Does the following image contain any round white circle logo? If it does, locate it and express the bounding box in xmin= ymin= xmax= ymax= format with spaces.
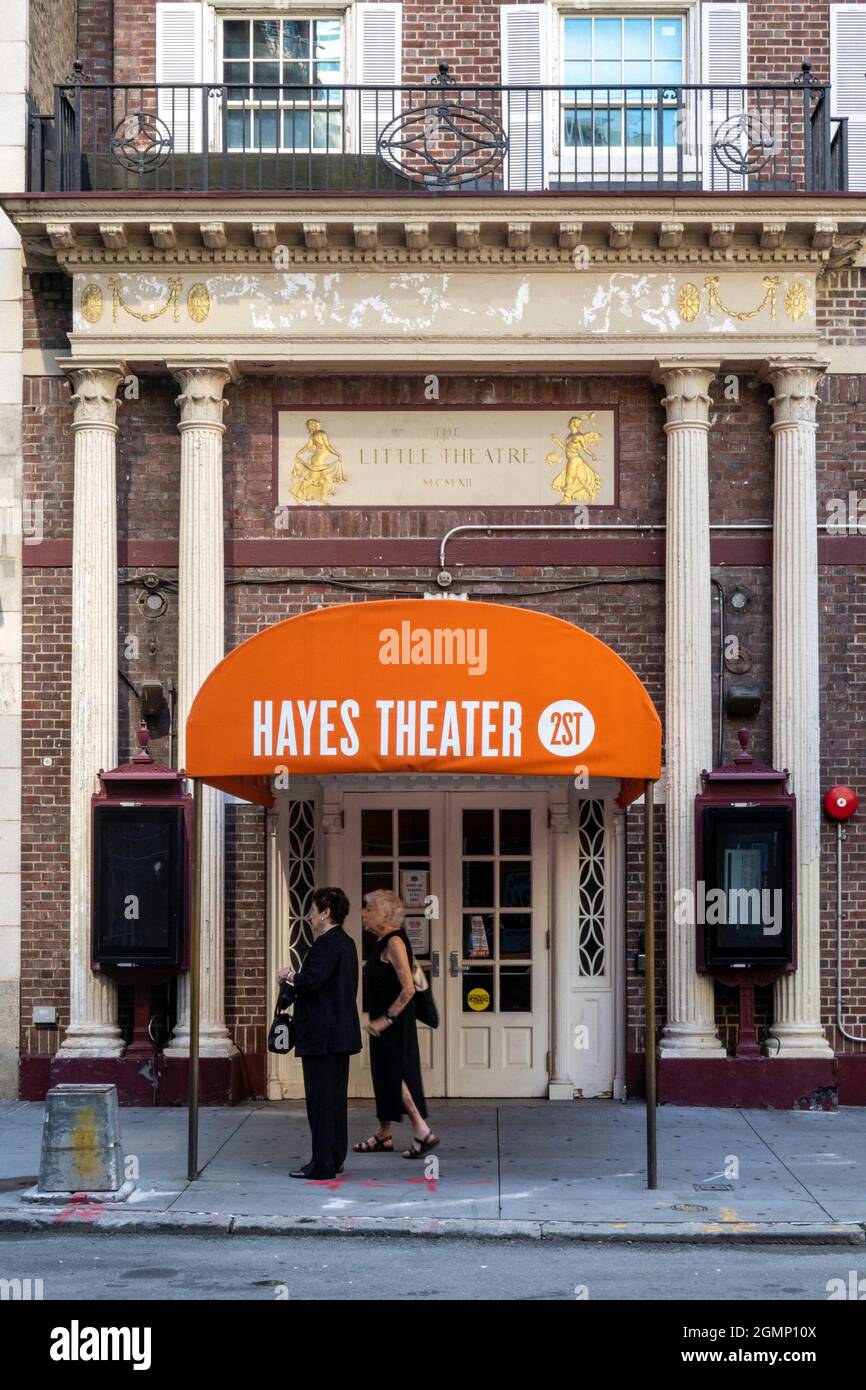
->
xmin=537 ymin=700 xmax=596 ymax=758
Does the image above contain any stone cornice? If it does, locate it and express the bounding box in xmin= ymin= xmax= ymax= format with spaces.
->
xmin=53 ymin=244 xmax=836 ymax=271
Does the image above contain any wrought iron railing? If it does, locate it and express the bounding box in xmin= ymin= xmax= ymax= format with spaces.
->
xmin=31 ymin=62 xmax=844 ymax=195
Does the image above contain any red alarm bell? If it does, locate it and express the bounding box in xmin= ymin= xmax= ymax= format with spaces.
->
xmin=823 ymin=786 xmax=859 ymax=821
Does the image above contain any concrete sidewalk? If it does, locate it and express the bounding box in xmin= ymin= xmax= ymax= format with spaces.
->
xmin=0 ymin=1098 xmax=864 ymax=1244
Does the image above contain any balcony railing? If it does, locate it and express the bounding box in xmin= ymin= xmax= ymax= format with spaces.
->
xmin=28 ymin=64 xmax=846 ymax=195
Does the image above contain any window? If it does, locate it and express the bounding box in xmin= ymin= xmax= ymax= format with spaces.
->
xmin=561 ymin=14 xmax=685 ymax=150
xmin=222 ymin=16 xmax=344 ymax=152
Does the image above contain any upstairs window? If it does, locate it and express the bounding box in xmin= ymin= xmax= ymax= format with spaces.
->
xmin=561 ymin=14 xmax=685 ymax=150
xmin=221 ymin=16 xmax=345 ymax=152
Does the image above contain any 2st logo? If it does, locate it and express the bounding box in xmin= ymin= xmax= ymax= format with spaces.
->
xmin=537 ymin=700 xmax=596 ymax=758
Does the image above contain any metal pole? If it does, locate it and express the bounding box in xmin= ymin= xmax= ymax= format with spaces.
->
xmin=644 ymin=777 xmax=657 ymax=1189
xmin=187 ymin=777 xmax=202 ymax=1182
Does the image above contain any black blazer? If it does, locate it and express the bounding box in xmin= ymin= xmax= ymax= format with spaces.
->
xmin=292 ymin=926 xmax=362 ymax=1057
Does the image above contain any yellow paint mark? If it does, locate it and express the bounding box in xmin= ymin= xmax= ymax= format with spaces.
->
xmin=70 ymin=1106 xmax=102 ymax=1184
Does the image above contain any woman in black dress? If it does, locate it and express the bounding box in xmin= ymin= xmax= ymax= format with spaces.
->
xmin=353 ymin=889 xmax=440 ymax=1160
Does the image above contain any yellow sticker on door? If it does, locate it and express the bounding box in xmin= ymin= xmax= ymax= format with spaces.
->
xmin=467 ymin=987 xmax=491 ymax=1012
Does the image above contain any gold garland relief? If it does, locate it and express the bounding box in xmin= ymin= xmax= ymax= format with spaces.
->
xmin=108 ymin=276 xmax=183 ymax=324
xmin=676 ymin=276 xmax=809 ymax=325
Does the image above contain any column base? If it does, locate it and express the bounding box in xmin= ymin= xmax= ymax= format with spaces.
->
xmin=548 ymin=1081 xmax=574 ymax=1100
xmin=164 ymin=1024 xmax=239 ymax=1060
xmin=764 ymin=1025 xmax=835 ymax=1060
xmin=57 ymin=1024 xmax=125 ymax=1059
xmin=659 ymin=1023 xmax=726 ymax=1058
xmin=627 ymin=1054 xmax=839 ymax=1108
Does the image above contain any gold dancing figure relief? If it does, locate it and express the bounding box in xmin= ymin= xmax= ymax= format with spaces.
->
xmin=547 ymin=414 xmax=603 ymax=504
xmin=290 ymin=418 xmax=347 ymax=503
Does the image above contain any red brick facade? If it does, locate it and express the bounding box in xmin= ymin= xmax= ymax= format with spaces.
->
xmin=17 ymin=0 xmax=866 ymax=1106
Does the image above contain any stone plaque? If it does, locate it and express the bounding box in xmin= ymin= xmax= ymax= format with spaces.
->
xmin=275 ymin=408 xmax=617 ymax=507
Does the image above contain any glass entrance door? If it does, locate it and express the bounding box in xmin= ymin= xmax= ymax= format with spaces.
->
xmin=445 ymin=794 xmax=550 ymax=1097
xmin=344 ymin=790 xmax=549 ymax=1099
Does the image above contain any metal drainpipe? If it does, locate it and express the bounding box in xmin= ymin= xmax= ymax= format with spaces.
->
xmin=835 ymin=821 xmax=866 ymax=1044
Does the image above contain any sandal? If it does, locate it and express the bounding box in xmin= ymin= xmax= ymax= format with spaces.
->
xmin=403 ymin=1132 xmax=440 ymax=1160
xmin=353 ymin=1133 xmax=393 ymax=1153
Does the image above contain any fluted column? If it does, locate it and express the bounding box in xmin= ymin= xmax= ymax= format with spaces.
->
xmin=548 ymin=793 xmax=573 ymax=1099
xmin=653 ymin=360 xmax=724 ymax=1056
xmin=59 ymin=364 xmax=127 ymax=1057
xmin=761 ymin=358 xmax=833 ymax=1058
xmin=165 ymin=364 xmax=237 ymax=1058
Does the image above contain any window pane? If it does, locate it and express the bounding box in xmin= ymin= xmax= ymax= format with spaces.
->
xmin=500 ymin=861 xmax=531 ymax=908
xmin=253 ymin=61 xmax=279 ymax=85
xmin=226 ymin=109 xmax=248 ymax=148
xmin=595 ymin=61 xmax=622 ymax=86
xmin=500 ymin=967 xmax=531 ymax=1013
xmin=463 ymin=913 xmax=494 ymax=959
xmin=564 ymin=109 xmax=592 ymax=146
xmin=654 ymin=60 xmax=683 ymax=86
xmin=594 ymin=109 xmax=622 ymax=145
xmin=224 ymin=63 xmax=249 ymax=102
xmin=315 ymin=18 xmax=342 ymax=59
xmin=253 ymin=108 xmax=279 ymax=146
xmin=595 ymin=18 xmax=622 ymax=59
xmin=361 ymin=808 xmax=392 ymax=856
xmin=563 ymin=17 xmax=591 ymax=59
xmin=223 ymin=20 xmax=249 ymax=60
xmin=463 ymin=808 xmax=493 ymax=855
xmin=626 ymin=107 xmax=652 ymax=146
xmin=499 ymin=808 xmax=531 ymax=855
xmin=398 ymin=809 xmax=429 ymax=856
xmin=624 ymin=60 xmax=652 ymax=86
xmin=500 ymin=912 xmax=532 ymax=958
xmin=624 ymin=17 xmax=652 ymax=59
xmin=463 ymin=860 xmax=494 ymax=908
xmin=654 ymin=18 xmax=683 ymax=59
xmin=320 ymin=113 xmax=343 ymax=148
xmin=283 ymin=60 xmax=309 ymax=86
xmin=315 ymin=60 xmax=341 ymax=87
xmin=283 ymin=20 xmax=311 ymax=59
xmin=563 ymin=60 xmax=592 ymax=86
xmin=283 ymin=108 xmax=311 ymax=147
xmin=362 ymin=862 xmax=393 ymax=897
xmin=463 ymin=967 xmax=494 ymax=1013
xmin=662 ymin=107 xmax=678 ymax=146
xmin=253 ymin=19 xmax=279 ymax=59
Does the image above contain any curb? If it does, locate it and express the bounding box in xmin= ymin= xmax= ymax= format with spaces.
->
xmin=0 ymin=1207 xmax=863 ymax=1245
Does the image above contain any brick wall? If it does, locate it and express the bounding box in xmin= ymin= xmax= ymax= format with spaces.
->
xmin=103 ymin=1 xmax=854 ymax=89
xmin=28 ymin=0 xmax=77 ymax=112
xmin=78 ymin=0 xmax=115 ymax=86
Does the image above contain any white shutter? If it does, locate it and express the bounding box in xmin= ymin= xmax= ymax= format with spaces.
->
xmin=501 ymin=4 xmax=547 ymax=191
xmin=354 ymin=2 xmax=402 ymax=157
xmin=701 ymin=3 xmax=748 ymax=191
xmin=831 ymin=4 xmax=866 ymax=190
xmin=156 ymin=2 xmax=203 ymax=154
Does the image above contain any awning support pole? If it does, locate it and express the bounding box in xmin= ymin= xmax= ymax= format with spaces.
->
xmin=644 ymin=777 xmax=657 ymax=1189
xmin=187 ymin=776 xmax=202 ymax=1182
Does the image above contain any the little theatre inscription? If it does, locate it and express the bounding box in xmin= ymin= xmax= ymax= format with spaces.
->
xmin=276 ymin=409 xmax=617 ymax=508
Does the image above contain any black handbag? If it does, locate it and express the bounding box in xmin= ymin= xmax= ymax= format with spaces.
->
xmin=411 ymin=961 xmax=439 ymax=1030
xmin=267 ymin=979 xmax=297 ymax=1054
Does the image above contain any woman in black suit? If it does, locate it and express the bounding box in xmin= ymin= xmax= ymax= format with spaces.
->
xmin=353 ymin=889 xmax=439 ymax=1160
xmin=278 ymin=886 xmax=361 ymax=1179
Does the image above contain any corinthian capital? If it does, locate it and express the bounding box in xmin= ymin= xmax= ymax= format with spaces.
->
xmin=760 ymin=357 xmax=828 ymax=429
xmin=63 ymin=364 xmax=126 ymax=431
xmin=169 ymin=363 xmax=236 ymax=431
xmin=652 ymin=360 xmax=721 ymax=430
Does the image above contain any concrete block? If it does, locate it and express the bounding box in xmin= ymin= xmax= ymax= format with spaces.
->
xmin=38 ymin=1084 xmax=126 ymax=1193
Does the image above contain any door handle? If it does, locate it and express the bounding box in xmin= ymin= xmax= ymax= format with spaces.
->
xmin=449 ymin=951 xmax=470 ymax=977
xmin=431 ymin=952 xmax=440 ymax=979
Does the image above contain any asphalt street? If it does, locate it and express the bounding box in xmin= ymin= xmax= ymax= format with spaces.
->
xmin=1 ymin=1231 xmax=862 ymax=1301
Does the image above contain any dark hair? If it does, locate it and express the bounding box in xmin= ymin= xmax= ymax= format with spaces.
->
xmin=312 ymin=886 xmax=350 ymax=927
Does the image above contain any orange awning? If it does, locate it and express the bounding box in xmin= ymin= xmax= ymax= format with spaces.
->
xmin=185 ymin=599 xmax=661 ymax=805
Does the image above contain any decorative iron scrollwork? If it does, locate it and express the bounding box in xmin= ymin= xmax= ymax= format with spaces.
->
xmin=711 ymin=111 xmax=776 ymax=176
xmin=377 ymin=61 xmax=508 ymax=187
xmin=111 ymin=112 xmax=174 ymax=172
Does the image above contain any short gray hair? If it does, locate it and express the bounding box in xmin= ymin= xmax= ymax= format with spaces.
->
xmin=366 ymin=889 xmax=405 ymax=927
